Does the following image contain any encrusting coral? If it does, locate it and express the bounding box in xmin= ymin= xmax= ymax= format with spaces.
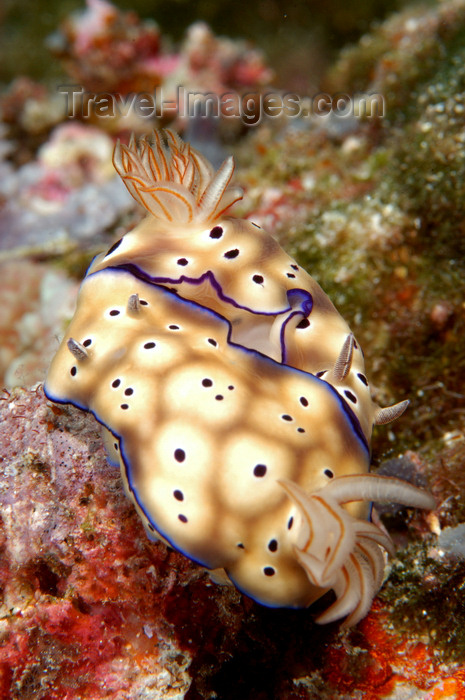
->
xmin=45 ymin=130 xmax=435 ymax=626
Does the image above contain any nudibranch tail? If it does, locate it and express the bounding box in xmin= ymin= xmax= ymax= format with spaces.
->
xmin=113 ymin=130 xmax=243 ymax=226
xmin=279 ymin=475 xmax=435 ymax=625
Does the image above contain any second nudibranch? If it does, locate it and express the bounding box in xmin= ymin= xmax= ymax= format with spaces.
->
xmin=45 ymin=130 xmax=435 ymax=626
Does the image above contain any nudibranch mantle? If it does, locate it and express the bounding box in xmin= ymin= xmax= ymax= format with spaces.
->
xmin=45 ymin=130 xmax=435 ymax=626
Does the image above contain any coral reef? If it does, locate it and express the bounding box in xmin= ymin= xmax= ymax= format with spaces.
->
xmin=52 ymin=0 xmax=272 ymax=96
xmin=48 ymin=0 xmax=273 ymax=134
xmin=0 ymin=122 xmax=134 ymax=256
xmin=49 ymin=0 xmax=168 ymax=94
xmin=1 ymin=0 xmax=465 ymax=695
xmin=0 ymin=387 xmax=463 ymax=699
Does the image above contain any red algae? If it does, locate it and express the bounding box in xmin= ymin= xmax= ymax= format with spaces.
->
xmin=0 ymin=390 xmax=462 ymax=699
xmin=0 ymin=386 xmax=194 ymax=698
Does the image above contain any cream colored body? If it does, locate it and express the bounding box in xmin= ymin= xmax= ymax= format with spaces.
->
xmin=90 ymin=216 xmax=375 ymax=440
xmin=46 ymin=268 xmax=370 ymax=608
xmin=45 ymin=131 xmax=434 ymax=624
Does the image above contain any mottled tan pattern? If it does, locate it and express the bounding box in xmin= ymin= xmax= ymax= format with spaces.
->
xmin=90 ymin=212 xmax=376 ymax=438
xmin=45 ymin=131 xmax=434 ymax=623
xmin=46 ymin=269 xmax=372 ymax=608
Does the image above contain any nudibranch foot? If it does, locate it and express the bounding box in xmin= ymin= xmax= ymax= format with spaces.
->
xmin=279 ymin=475 xmax=435 ymax=625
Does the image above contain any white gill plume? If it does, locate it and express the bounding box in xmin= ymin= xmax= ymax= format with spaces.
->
xmin=280 ymin=475 xmax=435 ymax=626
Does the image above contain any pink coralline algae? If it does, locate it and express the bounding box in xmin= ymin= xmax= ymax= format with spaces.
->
xmin=0 ymin=122 xmax=134 ymax=253
xmin=0 ymin=386 xmax=230 ymax=699
xmin=0 ymin=387 xmax=462 ymax=699
xmin=0 ymin=260 xmax=77 ymax=389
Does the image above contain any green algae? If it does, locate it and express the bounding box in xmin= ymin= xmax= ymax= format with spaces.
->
xmin=383 ymin=45 xmax=465 ymax=244
xmin=234 ymin=1 xmax=465 ymax=464
xmin=380 ymin=540 xmax=465 ymax=662
xmin=327 ymin=2 xmax=465 ymax=121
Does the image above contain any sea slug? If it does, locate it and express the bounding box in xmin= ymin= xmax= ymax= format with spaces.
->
xmin=45 ymin=130 xmax=435 ymax=626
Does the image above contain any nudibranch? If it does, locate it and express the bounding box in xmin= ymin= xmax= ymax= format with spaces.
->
xmin=45 ymin=130 xmax=435 ymax=626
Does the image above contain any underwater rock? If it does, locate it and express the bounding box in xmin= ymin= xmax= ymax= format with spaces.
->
xmin=0 ymin=385 xmax=198 ymax=698
xmin=0 ymin=260 xmax=77 ymax=389
xmin=0 ymin=385 xmax=462 ymax=700
xmin=0 ymin=123 xmax=134 ymax=254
